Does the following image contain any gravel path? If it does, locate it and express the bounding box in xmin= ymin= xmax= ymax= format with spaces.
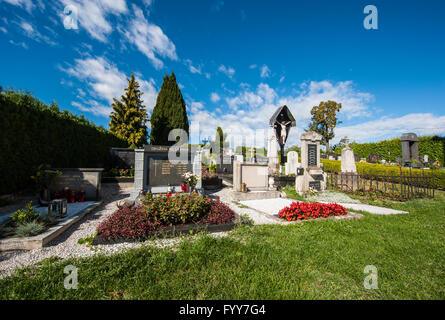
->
xmin=208 ymin=187 xmax=288 ymax=225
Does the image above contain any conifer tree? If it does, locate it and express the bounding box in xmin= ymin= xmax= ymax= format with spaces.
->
xmin=149 ymin=72 xmax=189 ymax=146
xmin=109 ymin=73 xmax=148 ymax=148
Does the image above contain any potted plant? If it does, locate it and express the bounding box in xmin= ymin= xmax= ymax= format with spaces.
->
xmin=31 ymin=165 xmax=62 ymax=205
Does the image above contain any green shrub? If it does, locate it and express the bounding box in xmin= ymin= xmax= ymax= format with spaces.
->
xmin=10 ymin=201 xmax=40 ymax=225
xmin=0 ymin=89 xmax=127 ymax=195
xmin=143 ymin=193 xmax=213 ymax=225
xmin=40 ymin=211 xmax=59 ymax=226
xmin=14 ymin=221 xmax=45 ymax=237
xmin=321 ymin=159 xmax=445 ymax=189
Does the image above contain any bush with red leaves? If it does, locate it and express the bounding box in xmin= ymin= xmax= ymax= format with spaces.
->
xmin=97 ymin=205 xmax=161 ymax=241
xmin=199 ymin=200 xmax=235 ymax=225
xmin=97 ymin=194 xmax=235 ymax=241
xmin=278 ymin=202 xmax=347 ymax=221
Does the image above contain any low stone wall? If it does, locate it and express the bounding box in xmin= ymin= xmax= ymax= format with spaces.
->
xmin=270 ymin=175 xmax=295 ymax=188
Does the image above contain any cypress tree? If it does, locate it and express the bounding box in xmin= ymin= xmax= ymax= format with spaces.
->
xmin=150 ymin=72 xmax=189 ymax=146
xmin=109 ymin=73 xmax=148 ymax=148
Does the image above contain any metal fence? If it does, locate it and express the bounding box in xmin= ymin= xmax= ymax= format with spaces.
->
xmin=326 ymin=168 xmax=434 ymax=200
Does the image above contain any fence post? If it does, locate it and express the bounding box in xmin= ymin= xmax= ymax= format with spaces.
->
xmin=432 ymin=169 xmax=435 ymax=199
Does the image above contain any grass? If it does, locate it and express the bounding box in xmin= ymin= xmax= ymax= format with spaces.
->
xmin=282 ymin=185 xmax=306 ymax=201
xmin=232 ymin=201 xmax=249 ymax=208
xmin=0 ymin=192 xmax=444 ymax=299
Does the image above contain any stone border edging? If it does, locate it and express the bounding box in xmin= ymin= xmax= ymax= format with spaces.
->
xmin=93 ymin=213 xmax=241 ymax=246
xmin=0 ymin=201 xmax=102 ymax=252
xmin=239 ymin=199 xmax=364 ymax=224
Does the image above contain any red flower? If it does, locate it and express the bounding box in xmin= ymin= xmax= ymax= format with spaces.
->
xmin=278 ymin=202 xmax=347 ymax=221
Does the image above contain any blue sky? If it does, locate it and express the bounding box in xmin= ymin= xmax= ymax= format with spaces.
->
xmin=1 ymin=0 xmax=444 ymax=147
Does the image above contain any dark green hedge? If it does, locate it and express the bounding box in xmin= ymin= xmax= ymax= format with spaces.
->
xmin=0 ymin=89 xmax=127 ymax=195
xmin=334 ymin=136 xmax=445 ymax=165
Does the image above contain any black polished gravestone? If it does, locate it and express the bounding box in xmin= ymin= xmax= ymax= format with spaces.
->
xmin=308 ymin=144 xmax=317 ymax=166
xmin=132 ymin=145 xmax=194 ymax=196
xmin=367 ymin=153 xmax=382 ymax=164
xmin=148 ymin=159 xmax=190 ymax=186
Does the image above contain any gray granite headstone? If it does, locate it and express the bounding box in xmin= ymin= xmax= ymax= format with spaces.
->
xmin=401 ymin=132 xmax=419 ymax=166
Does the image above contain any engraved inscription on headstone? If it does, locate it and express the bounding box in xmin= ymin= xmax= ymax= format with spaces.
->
xmin=308 ymin=144 xmax=317 ymax=166
xmin=148 ymin=159 xmax=191 ymax=186
xmin=309 ymin=180 xmax=321 ymax=191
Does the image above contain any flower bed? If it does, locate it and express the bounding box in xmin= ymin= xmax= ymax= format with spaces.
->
xmin=201 ymin=168 xmax=223 ymax=190
xmin=97 ymin=193 xmax=235 ymax=241
xmin=0 ymin=201 xmax=62 ymax=239
xmin=278 ymin=202 xmax=347 ymax=221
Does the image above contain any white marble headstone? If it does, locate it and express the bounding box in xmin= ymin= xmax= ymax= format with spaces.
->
xmin=286 ymin=151 xmax=299 ymax=175
xmin=340 ymin=143 xmax=357 ymax=173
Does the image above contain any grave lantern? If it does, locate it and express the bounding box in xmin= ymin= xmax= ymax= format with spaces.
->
xmin=48 ymin=198 xmax=67 ymax=217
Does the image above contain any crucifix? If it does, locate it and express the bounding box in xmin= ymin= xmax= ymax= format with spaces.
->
xmin=269 ymin=105 xmax=296 ymax=168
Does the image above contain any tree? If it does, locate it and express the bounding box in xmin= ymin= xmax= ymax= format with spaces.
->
xmin=109 ymin=73 xmax=148 ymax=148
xmin=150 ymin=72 xmax=189 ymax=146
xmin=307 ymin=100 xmax=342 ymax=152
xmin=214 ymin=126 xmax=231 ymax=163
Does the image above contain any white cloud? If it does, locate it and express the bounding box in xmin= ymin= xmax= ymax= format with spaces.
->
xmin=211 ymin=0 xmax=224 ymax=12
xmin=2 ymin=0 xmax=37 ymax=13
xmin=0 ymin=26 xmax=7 ymax=33
xmin=71 ymin=100 xmax=111 ymax=117
xmin=18 ymin=20 xmax=57 ymax=46
xmin=142 ymin=0 xmax=153 ymax=7
xmin=185 ymin=59 xmax=202 ymax=74
xmin=61 ymin=56 xmax=157 ymax=117
xmin=122 ymin=5 xmax=177 ymax=69
xmin=189 ymin=80 xmax=379 ymax=147
xmin=210 ymin=92 xmax=220 ymax=103
xmin=218 ymin=64 xmax=235 ymax=78
xmin=249 ymin=64 xmax=257 ymax=69
xmin=260 ymin=64 xmax=271 ymax=78
xmin=59 ymin=0 xmax=128 ymax=42
xmin=334 ymin=113 xmax=445 ymax=144
xmin=279 ymin=76 xmax=285 ymax=83
xmin=9 ymin=39 xmax=28 ymax=49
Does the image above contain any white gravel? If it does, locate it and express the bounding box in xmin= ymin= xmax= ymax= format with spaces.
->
xmin=0 ymin=185 xmax=373 ymax=279
xmin=239 ymin=198 xmax=294 ymax=217
xmin=317 ymin=202 xmax=408 ymax=215
xmin=305 ymin=191 xmax=362 ymax=204
xmin=210 ymin=187 xmax=289 ymax=225
xmin=0 ymin=185 xmax=230 ymax=279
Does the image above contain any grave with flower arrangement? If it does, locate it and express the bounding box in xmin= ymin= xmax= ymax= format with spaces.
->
xmin=131 ymin=145 xmax=202 ymax=199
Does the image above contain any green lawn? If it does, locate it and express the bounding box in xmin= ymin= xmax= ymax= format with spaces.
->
xmin=1 ymin=192 xmax=444 ymax=299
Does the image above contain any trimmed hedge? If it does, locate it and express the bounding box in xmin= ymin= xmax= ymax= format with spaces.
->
xmin=321 ymin=159 xmax=445 ymax=189
xmin=0 ymin=89 xmax=127 ymax=195
xmin=334 ymin=136 xmax=445 ymax=165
